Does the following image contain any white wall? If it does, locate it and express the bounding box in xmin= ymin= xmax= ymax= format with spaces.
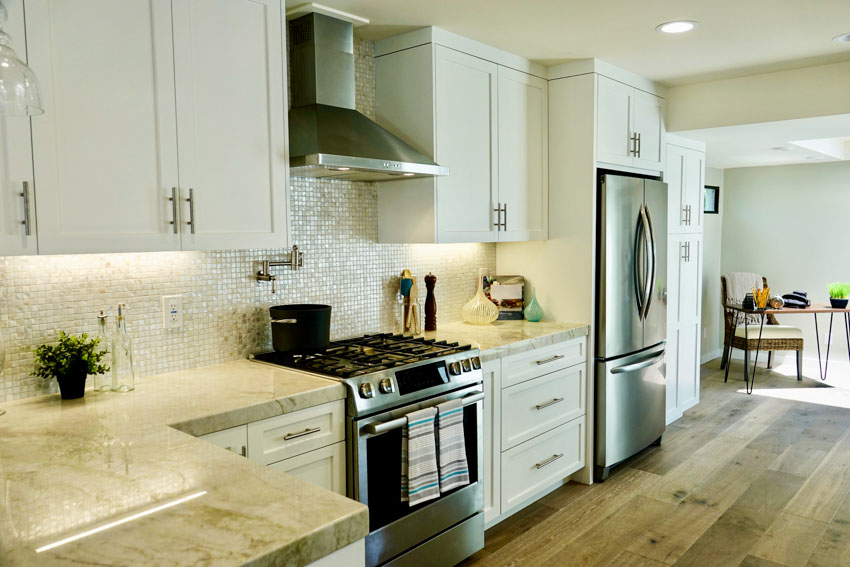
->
xmin=667 ymin=60 xmax=850 ymax=132
xmin=721 ymin=161 xmax=850 ymax=362
xmin=701 ymin=167 xmax=724 ymax=362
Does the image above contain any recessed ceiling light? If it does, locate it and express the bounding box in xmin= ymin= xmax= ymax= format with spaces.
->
xmin=834 ymin=33 xmax=850 ymax=43
xmin=771 ymin=146 xmax=793 ymax=152
xmin=656 ymin=21 xmax=699 ymax=34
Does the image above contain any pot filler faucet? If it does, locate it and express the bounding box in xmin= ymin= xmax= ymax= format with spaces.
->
xmin=256 ymin=245 xmax=304 ymax=293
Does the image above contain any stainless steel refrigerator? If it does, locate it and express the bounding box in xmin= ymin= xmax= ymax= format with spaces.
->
xmin=594 ymin=172 xmax=668 ymax=482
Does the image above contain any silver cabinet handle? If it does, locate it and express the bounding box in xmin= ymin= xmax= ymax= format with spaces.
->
xmin=20 ymin=181 xmax=31 ymax=236
xmin=629 ymin=133 xmax=637 ymax=156
xmin=535 ymin=397 xmax=564 ymax=410
xmin=366 ymin=391 xmax=484 ymax=434
xmin=535 ymin=453 xmax=564 ymax=469
xmin=186 ymin=188 xmax=195 ymax=234
xmin=493 ymin=204 xmax=502 ymax=231
xmin=535 ymin=354 xmax=565 ymax=366
xmin=169 ymin=187 xmax=179 ymax=234
xmin=637 ymin=132 xmax=642 ymax=157
xmin=283 ymin=426 xmax=321 ymax=441
xmin=503 ymin=202 xmax=507 ymax=231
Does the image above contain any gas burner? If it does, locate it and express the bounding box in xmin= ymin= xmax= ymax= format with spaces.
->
xmin=254 ymin=333 xmax=472 ymax=379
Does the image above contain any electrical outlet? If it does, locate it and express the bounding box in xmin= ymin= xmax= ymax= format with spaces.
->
xmin=162 ymin=295 xmax=183 ymax=330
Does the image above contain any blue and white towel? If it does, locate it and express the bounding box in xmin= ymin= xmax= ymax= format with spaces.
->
xmin=436 ymin=398 xmax=470 ymax=493
xmin=401 ymin=407 xmax=440 ymax=506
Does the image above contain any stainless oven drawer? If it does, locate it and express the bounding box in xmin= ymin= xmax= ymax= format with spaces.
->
xmin=384 ymin=511 xmax=484 ymax=567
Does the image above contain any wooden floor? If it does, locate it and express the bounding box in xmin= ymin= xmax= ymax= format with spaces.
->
xmin=460 ymin=359 xmax=850 ymax=567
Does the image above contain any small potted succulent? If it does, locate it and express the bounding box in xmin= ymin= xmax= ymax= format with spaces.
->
xmin=32 ymin=332 xmax=110 ymax=400
xmin=828 ymin=282 xmax=850 ymax=309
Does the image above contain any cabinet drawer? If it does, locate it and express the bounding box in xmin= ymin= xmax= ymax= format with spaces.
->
xmin=247 ymin=401 xmax=344 ymax=465
xmin=199 ymin=425 xmax=248 ymax=457
xmin=501 ymin=417 xmax=585 ymax=514
xmin=501 ymin=365 xmax=585 ymax=450
xmin=268 ymin=441 xmax=346 ymax=496
xmin=502 ymin=337 xmax=586 ymax=388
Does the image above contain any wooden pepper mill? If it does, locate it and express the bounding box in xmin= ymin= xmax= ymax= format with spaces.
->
xmin=424 ymin=273 xmax=437 ymax=331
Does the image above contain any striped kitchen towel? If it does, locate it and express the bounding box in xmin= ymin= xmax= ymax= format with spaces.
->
xmin=437 ymin=398 xmax=470 ymax=493
xmin=401 ymin=406 xmax=440 ymax=506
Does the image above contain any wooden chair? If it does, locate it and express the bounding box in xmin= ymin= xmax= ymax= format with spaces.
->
xmin=720 ymin=275 xmax=804 ymax=381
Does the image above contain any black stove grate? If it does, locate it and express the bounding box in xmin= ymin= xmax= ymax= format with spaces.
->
xmin=254 ymin=333 xmax=472 ymax=378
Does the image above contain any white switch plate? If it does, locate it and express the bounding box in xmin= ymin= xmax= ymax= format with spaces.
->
xmin=162 ymin=295 xmax=183 ymax=329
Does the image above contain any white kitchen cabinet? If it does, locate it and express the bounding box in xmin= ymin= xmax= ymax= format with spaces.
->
xmin=666 ymin=233 xmax=703 ymax=423
xmin=18 ymin=0 xmax=288 ymax=256
xmin=199 ymin=424 xmax=248 ymax=457
xmin=172 ymin=0 xmax=289 ymax=251
xmin=666 ymin=140 xmax=706 ymax=233
xmin=247 ymin=400 xmax=345 ymax=466
xmin=596 ymin=75 xmax=665 ymax=173
xmin=375 ymin=33 xmax=548 ymax=244
xmin=0 ymin=0 xmax=37 ymax=256
xmin=268 ymin=441 xmax=346 ymax=496
xmin=26 ymin=0 xmax=181 ymax=254
xmin=482 ymin=359 xmax=501 ymax=525
xmin=497 ymin=67 xmax=548 ymax=242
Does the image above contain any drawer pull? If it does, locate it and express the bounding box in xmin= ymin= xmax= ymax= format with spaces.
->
xmin=535 ymin=397 xmax=564 ymax=410
xmin=535 ymin=354 xmax=565 ymax=366
xmin=535 ymin=453 xmax=564 ymax=469
xmin=283 ymin=427 xmax=321 ymax=441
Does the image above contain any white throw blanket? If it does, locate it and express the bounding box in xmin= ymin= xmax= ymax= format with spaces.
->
xmin=724 ymin=272 xmax=765 ymax=324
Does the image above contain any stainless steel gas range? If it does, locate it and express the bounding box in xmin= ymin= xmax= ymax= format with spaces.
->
xmin=254 ymin=334 xmax=485 ymax=567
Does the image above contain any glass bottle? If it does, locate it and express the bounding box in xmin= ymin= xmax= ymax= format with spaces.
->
xmin=93 ymin=309 xmax=112 ymax=392
xmin=111 ymin=303 xmax=135 ymax=392
xmin=524 ymin=288 xmax=544 ymax=322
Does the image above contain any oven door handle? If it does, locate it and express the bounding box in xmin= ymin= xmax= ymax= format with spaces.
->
xmin=365 ymin=392 xmax=485 ymax=435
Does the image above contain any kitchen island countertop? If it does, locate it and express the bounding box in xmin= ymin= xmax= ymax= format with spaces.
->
xmin=424 ymin=320 xmax=589 ymax=362
xmin=0 ymin=360 xmax=367 ymax=566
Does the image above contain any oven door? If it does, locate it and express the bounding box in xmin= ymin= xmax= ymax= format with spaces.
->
xmin=350 ymin=384 xmax=484 ymax=567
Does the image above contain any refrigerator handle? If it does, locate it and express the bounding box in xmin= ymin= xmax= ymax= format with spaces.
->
xmin=633 ymin=206 xmax=645 ymax=319
xmin=610 ymin=350 xmax=665 ymax=374
xmin=643 ymin=204 xmax=657 ymax=318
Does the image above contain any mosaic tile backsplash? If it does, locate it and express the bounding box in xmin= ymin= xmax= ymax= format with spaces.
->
xmin=0 ymin=38 xmax=497 ymax=401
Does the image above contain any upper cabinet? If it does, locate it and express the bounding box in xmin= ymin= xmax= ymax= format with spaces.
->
xmin=0 ymin=0 xmax=37 ymax=256
xmin=596 ymin=75 xmax=665 ymax=173
xmin=375 ymin=29 xmax=548 ymax=244
xmin=2 ymin=0 xmax=289 ymax=256
xmin=666 ymin=139 xmax=706 ymax=233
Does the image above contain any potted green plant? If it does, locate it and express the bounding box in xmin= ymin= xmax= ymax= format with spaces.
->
xmin=828 ymin=282 xmax=850 ymax=309
xmin=32 ymin=332 xmax=110 ymax=400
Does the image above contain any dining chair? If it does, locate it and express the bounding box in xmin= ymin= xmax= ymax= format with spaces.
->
xmin=720 ymin=275 xmax=804 ymax=381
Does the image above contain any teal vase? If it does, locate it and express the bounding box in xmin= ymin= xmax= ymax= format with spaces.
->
xmin=524 ymin=289 xmax=544 ymax=322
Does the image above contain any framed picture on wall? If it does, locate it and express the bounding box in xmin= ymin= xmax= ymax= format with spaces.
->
xmin=704 ymin=185 xmax=720 ymax=214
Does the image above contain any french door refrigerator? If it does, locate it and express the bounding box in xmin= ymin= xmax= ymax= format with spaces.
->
xmin=594 ymin=172 xmax=668 ymax=482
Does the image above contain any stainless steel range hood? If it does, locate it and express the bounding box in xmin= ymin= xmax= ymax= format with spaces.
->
xmin=288 ymin=13 xmax=448 ymax=181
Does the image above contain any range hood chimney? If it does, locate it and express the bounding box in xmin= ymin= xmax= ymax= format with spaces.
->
xmin=288 ymin=13 xmax=448 ymax=181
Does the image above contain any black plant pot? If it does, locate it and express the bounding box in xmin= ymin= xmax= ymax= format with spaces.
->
xmin=830 ymin=298 xmax=849 ymax=309
xmin=57 ymin=370 xmax=87 ymax=400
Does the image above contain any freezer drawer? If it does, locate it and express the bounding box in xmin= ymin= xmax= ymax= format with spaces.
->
xmin=594 ymin=347 xmax=666 ymax=476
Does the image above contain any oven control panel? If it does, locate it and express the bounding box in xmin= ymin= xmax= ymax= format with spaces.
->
xmin=356 ymin=355 xmax=483 ymax=398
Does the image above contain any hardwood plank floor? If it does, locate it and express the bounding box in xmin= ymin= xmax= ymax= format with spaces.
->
xmin=460 ymin=360 xmax=850 ymax=567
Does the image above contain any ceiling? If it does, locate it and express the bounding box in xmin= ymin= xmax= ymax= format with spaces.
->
xmin=286 ymin=0 xmax=850 ymax=86
xmin=674 ymin=115 xmax=850 ymax=169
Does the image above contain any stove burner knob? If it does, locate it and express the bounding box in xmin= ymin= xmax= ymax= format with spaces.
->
xmin=359 ymin=382 xmax=375 ymax=399
xmin=448 ymin=362 xmax=462 ymax=376
xmin=379 ymin=378 xmax=394 ymax=394
xmin=461 ymin=359 xmax=472 ymax=373
xmin=471 ymin=356 xmax=481 ymax=370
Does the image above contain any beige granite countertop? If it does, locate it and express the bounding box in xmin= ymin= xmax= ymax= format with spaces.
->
xmin=0 ymin=360 xmax=367 ymax=566
xmin=424 ymin=320 xmax=588 ymax=362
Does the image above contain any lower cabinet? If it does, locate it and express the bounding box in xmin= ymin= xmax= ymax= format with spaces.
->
xmin=197 ymin=400 xmax=346 ymax=495
xmin=268 ymin=441 xmax=346 ymax=496
xmin=484 ymin=336 xmax=588 ymax=527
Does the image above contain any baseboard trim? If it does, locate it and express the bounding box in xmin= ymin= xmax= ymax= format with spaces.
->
xmin=700 ymin=349 xmax=723 ymax=364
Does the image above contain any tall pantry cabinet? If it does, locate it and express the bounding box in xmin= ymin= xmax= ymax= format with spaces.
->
xmin=664 ymin=135 xmax=705 ymax=424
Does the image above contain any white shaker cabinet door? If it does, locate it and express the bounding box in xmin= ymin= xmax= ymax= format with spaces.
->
xmin=497 ymin=67 xmax=548 ymax=242
xmin=482 ymin=358 xmax=501 ymax=526
xmin=26 ymin=0 xmax=181 ymax=254
xmin=434 ymin=45 xmax=499 ymax=243
xmin=631 ymin=89 xmax=665 ymax=171
xmin=0 ymin=0 xmax=36 ymax=255
xmin=596 ymin=75 xmax=633 ymax=168
xmin=172 ymin=0 xmax=290 ymax=251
